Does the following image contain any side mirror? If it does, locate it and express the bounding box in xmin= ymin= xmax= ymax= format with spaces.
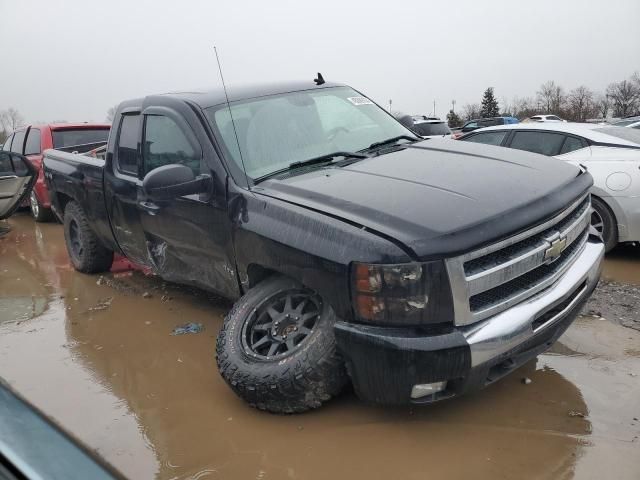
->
xmin=142 ymin=164 xmax=212 ymax=201
xmin=0 ymin=152 xmax=36 ymax=219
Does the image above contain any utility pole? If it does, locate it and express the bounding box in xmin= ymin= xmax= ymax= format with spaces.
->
xmin=433 ymin=100 xmax=436 ymax=117
xmin=389 ymin=99 xmax=392 ymax=113
xmin=452 ymin=99 xmax=456 ymax=113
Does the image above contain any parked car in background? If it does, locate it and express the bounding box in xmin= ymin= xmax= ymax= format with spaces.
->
xmin=43 ymin=80 xmax=602 ymax=413
xmin=2 ymin=123 xmax=110 ymax=221
xmin=452 ymin=116 xmax=519 ymax=139
xmin=459 ymin=123 xmax=640 ymax=251
xmin=612 ymin=116 xmax=640 ymax=129
xmin=393 ymin=113 xmax=452 ymax=138
xmin=527 ymin=114 xmax=566 ymax=123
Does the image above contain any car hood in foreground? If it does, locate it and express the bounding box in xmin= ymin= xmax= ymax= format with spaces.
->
xmin=257 ymin=140 xmax=592 ymax=259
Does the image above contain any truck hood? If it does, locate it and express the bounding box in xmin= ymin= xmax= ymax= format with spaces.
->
xmin=257 ymin=140 xmax=592 ymax=259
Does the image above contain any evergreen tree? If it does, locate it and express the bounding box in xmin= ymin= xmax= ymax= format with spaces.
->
xmin=480 ymin=87 xmax=500 ymax=117
xmin=446 ymin=110 xmax=462 ymax=127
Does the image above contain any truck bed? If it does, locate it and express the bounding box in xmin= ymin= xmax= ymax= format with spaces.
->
xmin=43 ymin=149 xmax=116 ymax=251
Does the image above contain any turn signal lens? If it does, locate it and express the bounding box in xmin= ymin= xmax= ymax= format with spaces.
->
xmin=356 ymin=295 xmax=386 ymax=321
xmin=354 ymin=264 xmax=383 ymax=293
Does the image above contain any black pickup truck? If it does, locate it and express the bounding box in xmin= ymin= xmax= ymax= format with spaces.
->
xmin=44 ymin=80 xmax=604 ymax=413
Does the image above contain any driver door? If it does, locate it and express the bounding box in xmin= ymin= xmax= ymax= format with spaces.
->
xmin=0 ymin=151 xmax=36 ymax=220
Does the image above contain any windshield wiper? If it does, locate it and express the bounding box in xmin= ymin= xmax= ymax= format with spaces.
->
xmin=254 ymin=151 xmax=368 ymax=184
xmin=364 ymin=135 xmax=420 ymax=152
xmin=288 ymin=151 xmax=368 ymax=169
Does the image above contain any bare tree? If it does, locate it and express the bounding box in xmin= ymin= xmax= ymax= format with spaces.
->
xmin=461 ymin=103 xmax=481 ymax=121
xmin=511 ymin=96 xmax=537 ymax=119
xmin=0 ymin=108 xmax=24 ymax=133
xmin=566 ymin=86 xmax=595 ymax=122
xmin=594 ymin=94 xmax=611 ymax=119
xmin=606 ymin=79 xmax=640 ymax=118
xmin=5 ymin=108 xmax=25 ymax=131
xmin=536 ymin=81 xmax=565 ymax=114
xmin=106 ymin=105 xmax=118 ymax=123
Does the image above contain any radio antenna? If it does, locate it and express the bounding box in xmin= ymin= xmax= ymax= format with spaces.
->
xmin=214 ymin=46 xmax=250 ymax=190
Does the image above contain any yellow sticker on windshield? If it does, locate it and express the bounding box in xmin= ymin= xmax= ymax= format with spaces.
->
xmin=347 ymin=96 xmax=374 ymax=106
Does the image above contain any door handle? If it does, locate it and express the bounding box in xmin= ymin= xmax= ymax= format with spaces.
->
xmin=138 ymin=201 xmax=161 ymax=215
xmin=0 ymin=175 xmax=18 ymax=180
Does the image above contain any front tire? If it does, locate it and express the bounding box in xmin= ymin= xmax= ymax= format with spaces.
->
xmin=216 ymin=275 xmax=347 ymax=413
xmin=63 ymin=201 xmax=114 ymax=273
xmin=591 ymin=197 xmax=617 ymax=253
xmin=30 ymin=190 xmax=53 ymax=222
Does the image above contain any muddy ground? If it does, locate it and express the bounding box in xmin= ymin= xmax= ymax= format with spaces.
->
xmin=1 ymin=213 xmax=639 ymax=480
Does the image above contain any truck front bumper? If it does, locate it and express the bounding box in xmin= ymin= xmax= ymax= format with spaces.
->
xmin=334 ymin=239 xmax=604 ymax=406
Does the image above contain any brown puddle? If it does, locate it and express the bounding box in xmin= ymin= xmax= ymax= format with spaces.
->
xmin=1 ymin=213 xmax=639 ymax=480
xmin=602 ymin=244 xmax=640 ymax=285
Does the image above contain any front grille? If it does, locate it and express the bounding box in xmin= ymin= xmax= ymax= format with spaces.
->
xmin=446 ymin=194 xmax=591 ymax=325
xmin=469 ymin=229 xmax=588 ymax=312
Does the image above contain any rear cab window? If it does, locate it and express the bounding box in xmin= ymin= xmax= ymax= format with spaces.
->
xmin=116 ymin=115 xmax=141 ymax=176
xmin=25 ymin=128 xmax=42 ymax=155
xmin=509 ymin=131 xmax=566 ymax=156
xmin=52 ymin=128 xmax=109 ymax=149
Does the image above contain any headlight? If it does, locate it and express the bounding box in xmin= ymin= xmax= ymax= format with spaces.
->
xmin=351 ymin=261 xmax=454 ymax=326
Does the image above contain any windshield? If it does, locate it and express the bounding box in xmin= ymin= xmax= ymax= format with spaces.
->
xmin=412 ymin=122 xmax=451 ymax=136
xmin=205 ymin=87 xmax=413 ymax=180
xmin=594 ymin=126 xmax=640 ymax=145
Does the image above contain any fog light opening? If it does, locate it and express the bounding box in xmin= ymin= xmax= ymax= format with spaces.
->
xmin=410 ymin=381 xmax=447 ymax=399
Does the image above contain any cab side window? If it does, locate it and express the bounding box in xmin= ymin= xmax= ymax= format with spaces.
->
xmin=116 ymin=114 xmax=141 ymax=176
xmin=509 ymin=131 xmax=566 ymax=156
xmin=463 ymin=131 xmax=508 ymax=146
xmin=559 ymin=136 xmax=586 ymax=155
xmin=10 ymin=130 xmax=26 ymax=154
xmin=142 ymin=115 xmax=201 ymax=175
xmin=25 ymin=128 xmax=41 ymax=155
xmin=2 ymin=134 xmax=14 ymax=151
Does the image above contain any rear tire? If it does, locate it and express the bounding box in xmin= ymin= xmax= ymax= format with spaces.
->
xmin=216 ymin=275 xmax=347 ymax=413
xmin=591 ymin=197 xmax=617 ymax=253
xmin=30 ymin=190 xmax=53 ymax=223
xmin=63 ymin=201 xmax=113 ymax=273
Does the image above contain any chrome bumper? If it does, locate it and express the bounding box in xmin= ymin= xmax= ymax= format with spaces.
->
xmin=462 ymin=238 xmax=604 ymax=367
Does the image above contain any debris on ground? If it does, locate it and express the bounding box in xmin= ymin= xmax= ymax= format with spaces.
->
xmin=568 ymin=410 xmax=586 ymax=418
xmin=522 ymin=377 xmax=532 ymax=385
xmin=142 ymin=291 xmax=152 ymax=298
xmin=584 ymin=280 xmax=640 ymax=331
xmin=88 ymin=297 xmax=113 ymax=312
xmin=171 ymin=322 xmax=204 ymax=335
xmin=96 ymin=276 xmax=105 ymax=286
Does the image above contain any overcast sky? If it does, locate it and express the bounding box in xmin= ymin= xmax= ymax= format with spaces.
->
xmin=1 ymin=0 xmax=638 ymax=124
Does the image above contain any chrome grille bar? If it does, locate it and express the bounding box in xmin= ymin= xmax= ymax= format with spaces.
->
xmin=446 ymin=194 xmax=591 ymax=326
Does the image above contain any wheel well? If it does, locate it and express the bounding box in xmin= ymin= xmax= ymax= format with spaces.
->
xmin=591 ymin=194 xmax=618 ymax=223
xmin=246 ymin=265 xmax=278 ymax=289
xmin=56 ymin=193 xmax=74 ymax=216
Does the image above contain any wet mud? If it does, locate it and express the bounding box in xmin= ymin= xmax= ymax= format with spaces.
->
xmin=1 ymin=213 xmax=639 ymax=479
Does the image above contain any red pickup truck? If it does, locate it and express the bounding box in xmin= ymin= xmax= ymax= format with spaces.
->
xmin=2 ymin=123 xmax=110 ymax=221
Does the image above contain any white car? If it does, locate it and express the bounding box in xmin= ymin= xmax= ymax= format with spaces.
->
xmin=528 ymin=114 xmax=566 ymax=122
xmin=613 ymin=116 xmax=640 ymax=129
xmin=459 ymin=123 xmax=640 ymax=251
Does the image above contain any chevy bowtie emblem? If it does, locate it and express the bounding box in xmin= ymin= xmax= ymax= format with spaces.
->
xmin=544 ymin=237 xmax=567 ymax=263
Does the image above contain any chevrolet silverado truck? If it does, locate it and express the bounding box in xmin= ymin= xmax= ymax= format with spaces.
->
xmin=43 ymin=81 xmax=604 ymax=413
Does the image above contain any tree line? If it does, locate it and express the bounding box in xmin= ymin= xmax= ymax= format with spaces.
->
xmin=0 ymin=108 xmax=25 ymax=143
xmin=448 ymin=71 xmax=640 ymax=127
